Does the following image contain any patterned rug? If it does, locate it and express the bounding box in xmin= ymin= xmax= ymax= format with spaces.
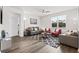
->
xmin=42 ymin=34 xmax=60 ymax=48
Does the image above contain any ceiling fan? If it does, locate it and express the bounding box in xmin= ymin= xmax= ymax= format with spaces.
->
xmin=40 ymin=9 xmax=50 ymax=14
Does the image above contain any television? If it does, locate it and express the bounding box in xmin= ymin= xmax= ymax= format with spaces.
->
xmin=52 ymin=22 xmax=57 ymax=27
xmin=0 ymin=8 xmax=2 ymax=24
xmin=59 ymin=22 xmax=66 ymax=27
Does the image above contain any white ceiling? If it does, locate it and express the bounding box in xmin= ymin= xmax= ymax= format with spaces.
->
xmin=13 ymin=6 xmax=78 ymax=16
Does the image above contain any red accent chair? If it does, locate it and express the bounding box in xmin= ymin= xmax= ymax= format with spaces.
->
xmin=47 ymin=28 xmax=51 ymax=33
xmin=51 ymin=29 xmax=62 ymax=37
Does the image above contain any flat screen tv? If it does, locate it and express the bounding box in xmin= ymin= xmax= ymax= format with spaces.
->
xmin=52 ymin=22 xmax=57 ymax=27
xmin=59 ymin=22 xmax=66 ymax=27
xmin=0 ymin=8 xmax=2 ymax=24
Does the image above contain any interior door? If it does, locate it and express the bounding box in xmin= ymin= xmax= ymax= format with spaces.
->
xmin=11 ymin=13 xmax=20 ymax=37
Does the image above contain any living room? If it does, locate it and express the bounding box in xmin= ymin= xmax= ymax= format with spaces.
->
xmin=0 ymin=6 xmax=79 ymax=53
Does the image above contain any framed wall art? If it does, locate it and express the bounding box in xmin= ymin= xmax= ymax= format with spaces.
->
xmin=30 ymin=18 xmax=37 ymax=24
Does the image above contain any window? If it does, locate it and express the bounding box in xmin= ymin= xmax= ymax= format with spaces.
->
xmin=51 ymin=15 xmax=66 ymax=28
xmin=52 ymin=22 xmax=57 ymax=27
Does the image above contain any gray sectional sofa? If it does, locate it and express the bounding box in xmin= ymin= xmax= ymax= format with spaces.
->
xmin=59 ymin=32 xmax=79 ymax=48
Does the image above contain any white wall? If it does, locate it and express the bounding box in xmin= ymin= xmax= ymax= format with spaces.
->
xmin=2 ymin=7 xmax=24 ymax=37
xmin=23 ymin=14 xmax=40 ymax=29
xmin=1 ymin=7 xmax=40 ymax=37
xmin=40 ymin=8 xmax=79 ymax=33
xmin=77 ymin=7 xmax=79 ymax=42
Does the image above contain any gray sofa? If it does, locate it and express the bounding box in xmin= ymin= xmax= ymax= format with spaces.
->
xmin=24 ymin=27 xmax=43 ymax=36
xmin=59 ymin=33 xmax=79 ymax=48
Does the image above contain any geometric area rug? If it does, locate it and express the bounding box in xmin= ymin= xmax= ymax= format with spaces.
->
xmin=42 ymin=34 xmax=60 ymax=48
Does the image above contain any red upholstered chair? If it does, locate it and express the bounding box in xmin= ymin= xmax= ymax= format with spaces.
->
xmin=47 ymin=28 xmax=51 ymax=33
xmin=51 ymin=29 xmax=62 ymax=37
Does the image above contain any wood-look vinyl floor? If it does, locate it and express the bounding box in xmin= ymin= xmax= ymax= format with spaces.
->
xmin=5 ymin=36 xmax=78 ymax=53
